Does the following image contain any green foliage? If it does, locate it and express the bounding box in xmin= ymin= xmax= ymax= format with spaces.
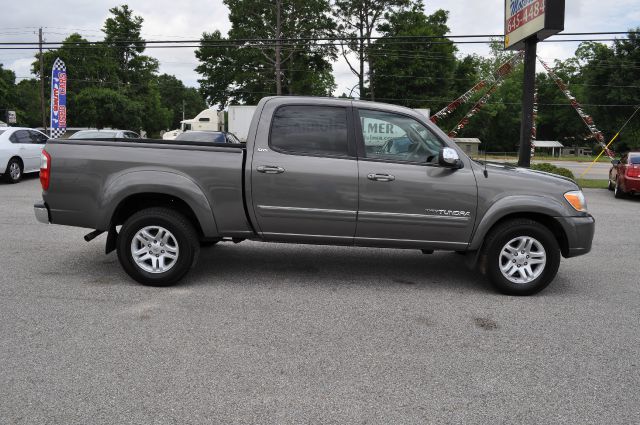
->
xmin=371 ymin=4 xmax=457 ymax=108
xmin=157 ymin=74 xmax=207 ymax=129
xmin=0 ymin=64 xmax=16 ymax=119
xmin=14 ymin=79 xmax=41 ymax=127
xmin=196 ymin=0 xmax=336 ymax=108
xmin=576 ymin=31 xmax=640 ymax=152
xmin=75 ymin=87 xmax=144 ymax=130
xmin=530 ymin=163 xmax=575 ymax=180
xmin=20 ymin=6 xmax=185 ymax=134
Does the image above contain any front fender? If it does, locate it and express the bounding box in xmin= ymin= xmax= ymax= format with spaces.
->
xmin=99 ymin=170 xmax=219 ymax=236
xmin=468 ymin=195 xmax=569 ymax=251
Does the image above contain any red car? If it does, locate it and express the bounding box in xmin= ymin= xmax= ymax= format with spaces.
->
xmin=609 ymin=152 xmax=640 ymax=198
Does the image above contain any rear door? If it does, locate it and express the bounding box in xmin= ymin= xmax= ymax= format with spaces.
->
xmin=9 ymin=130 xmax=40 ymax=172
xmin=249 ymin=100 xmax=358 ymax=244
xmin=354 ymin=108 xmax=478 ymax=250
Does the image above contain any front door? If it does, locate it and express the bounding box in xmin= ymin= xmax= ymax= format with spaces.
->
xmin=250 ymin=101 xmax=359 ymax=244
xmin=354 ymin=108 xmax=478 ymax=249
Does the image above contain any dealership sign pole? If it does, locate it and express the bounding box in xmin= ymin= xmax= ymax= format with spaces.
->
xmin=50 ymin=58 xmax=67 ymax=138
xmin=505 ymin=0 xmax=564 ymax=167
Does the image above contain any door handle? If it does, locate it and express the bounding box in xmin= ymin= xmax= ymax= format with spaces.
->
xmin=367 ymin=173 xmax=395 ymax=182
xmin=257 ymin=165 xmax=285 ymax=174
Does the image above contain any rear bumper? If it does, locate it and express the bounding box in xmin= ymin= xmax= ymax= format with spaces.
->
xmin=556 ymin=215 xmax=595 ymax=258
xmin=622 ymin=177 xmax=640 ymax=193
xmin=34 ymin=202 xmax=50 ymax=224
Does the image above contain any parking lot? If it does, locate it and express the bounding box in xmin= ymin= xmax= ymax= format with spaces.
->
xmin=1 ymin=176 xmax=638 ymax=424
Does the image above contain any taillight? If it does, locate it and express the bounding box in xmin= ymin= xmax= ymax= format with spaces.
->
xmin=40 ymin=149 xmax=51 ymax=190
xmin=626 ymin=165 xmax=640 ymax=178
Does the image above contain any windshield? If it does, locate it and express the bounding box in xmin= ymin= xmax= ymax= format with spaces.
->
xmin=175 ymin=131 xmax=226 ymax=143
xmin=0 ymin=130 xmax=6 ymax=136
xmin=630 ymin=155 xmax=640 ymax=164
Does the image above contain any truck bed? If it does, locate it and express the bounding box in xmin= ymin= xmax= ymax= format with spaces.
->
xmin=43 ymin=138 xmax=252 ymax=238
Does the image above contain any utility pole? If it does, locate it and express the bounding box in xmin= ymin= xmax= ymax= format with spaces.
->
xmin=517 ymin=37 xmax=537 ymax=168
xmin=182 ymin=99 xmax=185 ymax=122
xmin=38 ymin=27 xmax=47 ymax=132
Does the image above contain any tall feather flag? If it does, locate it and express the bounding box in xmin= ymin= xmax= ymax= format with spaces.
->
xmin=50 ymin=58 xmax=67 ymax=138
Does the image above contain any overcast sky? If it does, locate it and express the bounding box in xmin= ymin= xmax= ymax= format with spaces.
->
xmin=1 ymin=0 xmax=638 ymax=100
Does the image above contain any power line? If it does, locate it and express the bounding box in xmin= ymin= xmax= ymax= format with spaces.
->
xmin=1 ymin=30 xmax=638 ymax=46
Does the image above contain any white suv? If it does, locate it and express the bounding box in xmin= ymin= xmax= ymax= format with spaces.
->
xmin=0 ymin=127 xmax=49 ymax=183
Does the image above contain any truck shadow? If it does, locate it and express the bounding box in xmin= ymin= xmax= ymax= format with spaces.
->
xmin=186 ymin=242 xmax=492 ymax=294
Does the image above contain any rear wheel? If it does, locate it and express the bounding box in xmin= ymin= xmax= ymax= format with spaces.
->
xmin=4 ymin=158 xmax=22 ymax=183
xmin=614 ymin=179 xmax=626 ymax=199
xmin=483 ymin=219 xmax=560 ymax=296
xmin=117 ymin=207 xmax=200 ymax=286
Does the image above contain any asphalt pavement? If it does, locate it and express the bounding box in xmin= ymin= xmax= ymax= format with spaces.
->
xmin=1 ymin=176 xmax=638 ymax=424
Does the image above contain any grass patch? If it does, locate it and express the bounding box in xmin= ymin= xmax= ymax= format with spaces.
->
xmin=483 ymin=155 xmax=615 ymax=163
xmin=576 ymin=179 xmax=609 ymax=189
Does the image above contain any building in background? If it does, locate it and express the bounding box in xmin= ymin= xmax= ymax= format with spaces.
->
xmin=533 ymin=140 xmax=564 ymax=157
xmin=453 ymin=138 xmax=481 ymax=157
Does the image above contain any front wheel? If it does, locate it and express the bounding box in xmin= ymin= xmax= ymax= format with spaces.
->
xmin=117 ymin=207 xmax=200 ymax=286
xmin=483 ymin=219 xmax=560 ymax=296
xmin=607 ymin=179 xmax=614 ymax=191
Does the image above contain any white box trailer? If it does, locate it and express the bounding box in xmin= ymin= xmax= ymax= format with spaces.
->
xmin=227 ymin=105 xmax=257 ymax=142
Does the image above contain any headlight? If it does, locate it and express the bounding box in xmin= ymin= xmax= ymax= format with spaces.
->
xmin=564 ymin=190 xmax=587 ymax=212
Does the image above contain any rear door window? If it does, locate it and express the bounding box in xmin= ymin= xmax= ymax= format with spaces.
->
xmin=9 ymin=130 xmax=32 ymax=144
xmin=270 ymin=105 xmax=349 ymax=157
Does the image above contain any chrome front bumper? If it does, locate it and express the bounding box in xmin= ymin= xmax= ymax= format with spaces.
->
xmin=34 ymin=202 xmax=50 ymax=224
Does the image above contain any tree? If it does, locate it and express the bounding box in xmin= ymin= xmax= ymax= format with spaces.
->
xmin=32 ymin=33 xmax=118 ymax=128
xmin=370 ymin=3 xmax=457 ymax=108
xmin=102 ymin=5 xmax=157 ymax=85
xmin=576 ymin=31 xmax=640 ymax=151
xmin=14 ymin=79 xmax=41 ymax=127
xmin=75 ymin=87 xmax=143 ymax=130
xmin=333 ymin=0 xmax=410 ymax=100
xmin=0 ymin=64 xmax=16 ymax=121
xmin=196 ymin=0 xmax=337 ymax=108
xmin=156 ymin=74 xmax=206 ymax=129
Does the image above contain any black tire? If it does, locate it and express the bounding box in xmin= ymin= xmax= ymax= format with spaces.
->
xmin=3 ymin=158 xmax=23 ymax=183
xmin=614 ymin=179 xmax=626 ymax=199
xmin=483 ymin=219 xmax=560 ymax=296
xmin=117 ymin=207 xmax=200 ymax=286
xmin=607 ymin=179 xmax=614 ymax=191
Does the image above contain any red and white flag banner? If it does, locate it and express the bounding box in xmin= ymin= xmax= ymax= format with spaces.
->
xmin=537 ymin=57 xmax=614 ymax=158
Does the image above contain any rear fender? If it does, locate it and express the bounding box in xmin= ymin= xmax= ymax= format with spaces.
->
xmin=99 ymin=170 xmax=219 ymax=237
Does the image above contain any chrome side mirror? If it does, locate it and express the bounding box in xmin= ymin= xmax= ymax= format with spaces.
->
xmin=438 ymin=147 xmax=462 ymax=168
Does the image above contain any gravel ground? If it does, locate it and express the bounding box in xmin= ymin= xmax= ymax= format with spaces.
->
xmin=0 ymin=176 xmax=638 ymax=424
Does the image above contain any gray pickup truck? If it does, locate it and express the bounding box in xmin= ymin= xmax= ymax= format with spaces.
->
xmin=34 ymin=97 xmax=594 ymax=295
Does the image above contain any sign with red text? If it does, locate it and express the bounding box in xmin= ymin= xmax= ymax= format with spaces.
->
xmin=504 ymin=0 xmax=564 ymax=50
